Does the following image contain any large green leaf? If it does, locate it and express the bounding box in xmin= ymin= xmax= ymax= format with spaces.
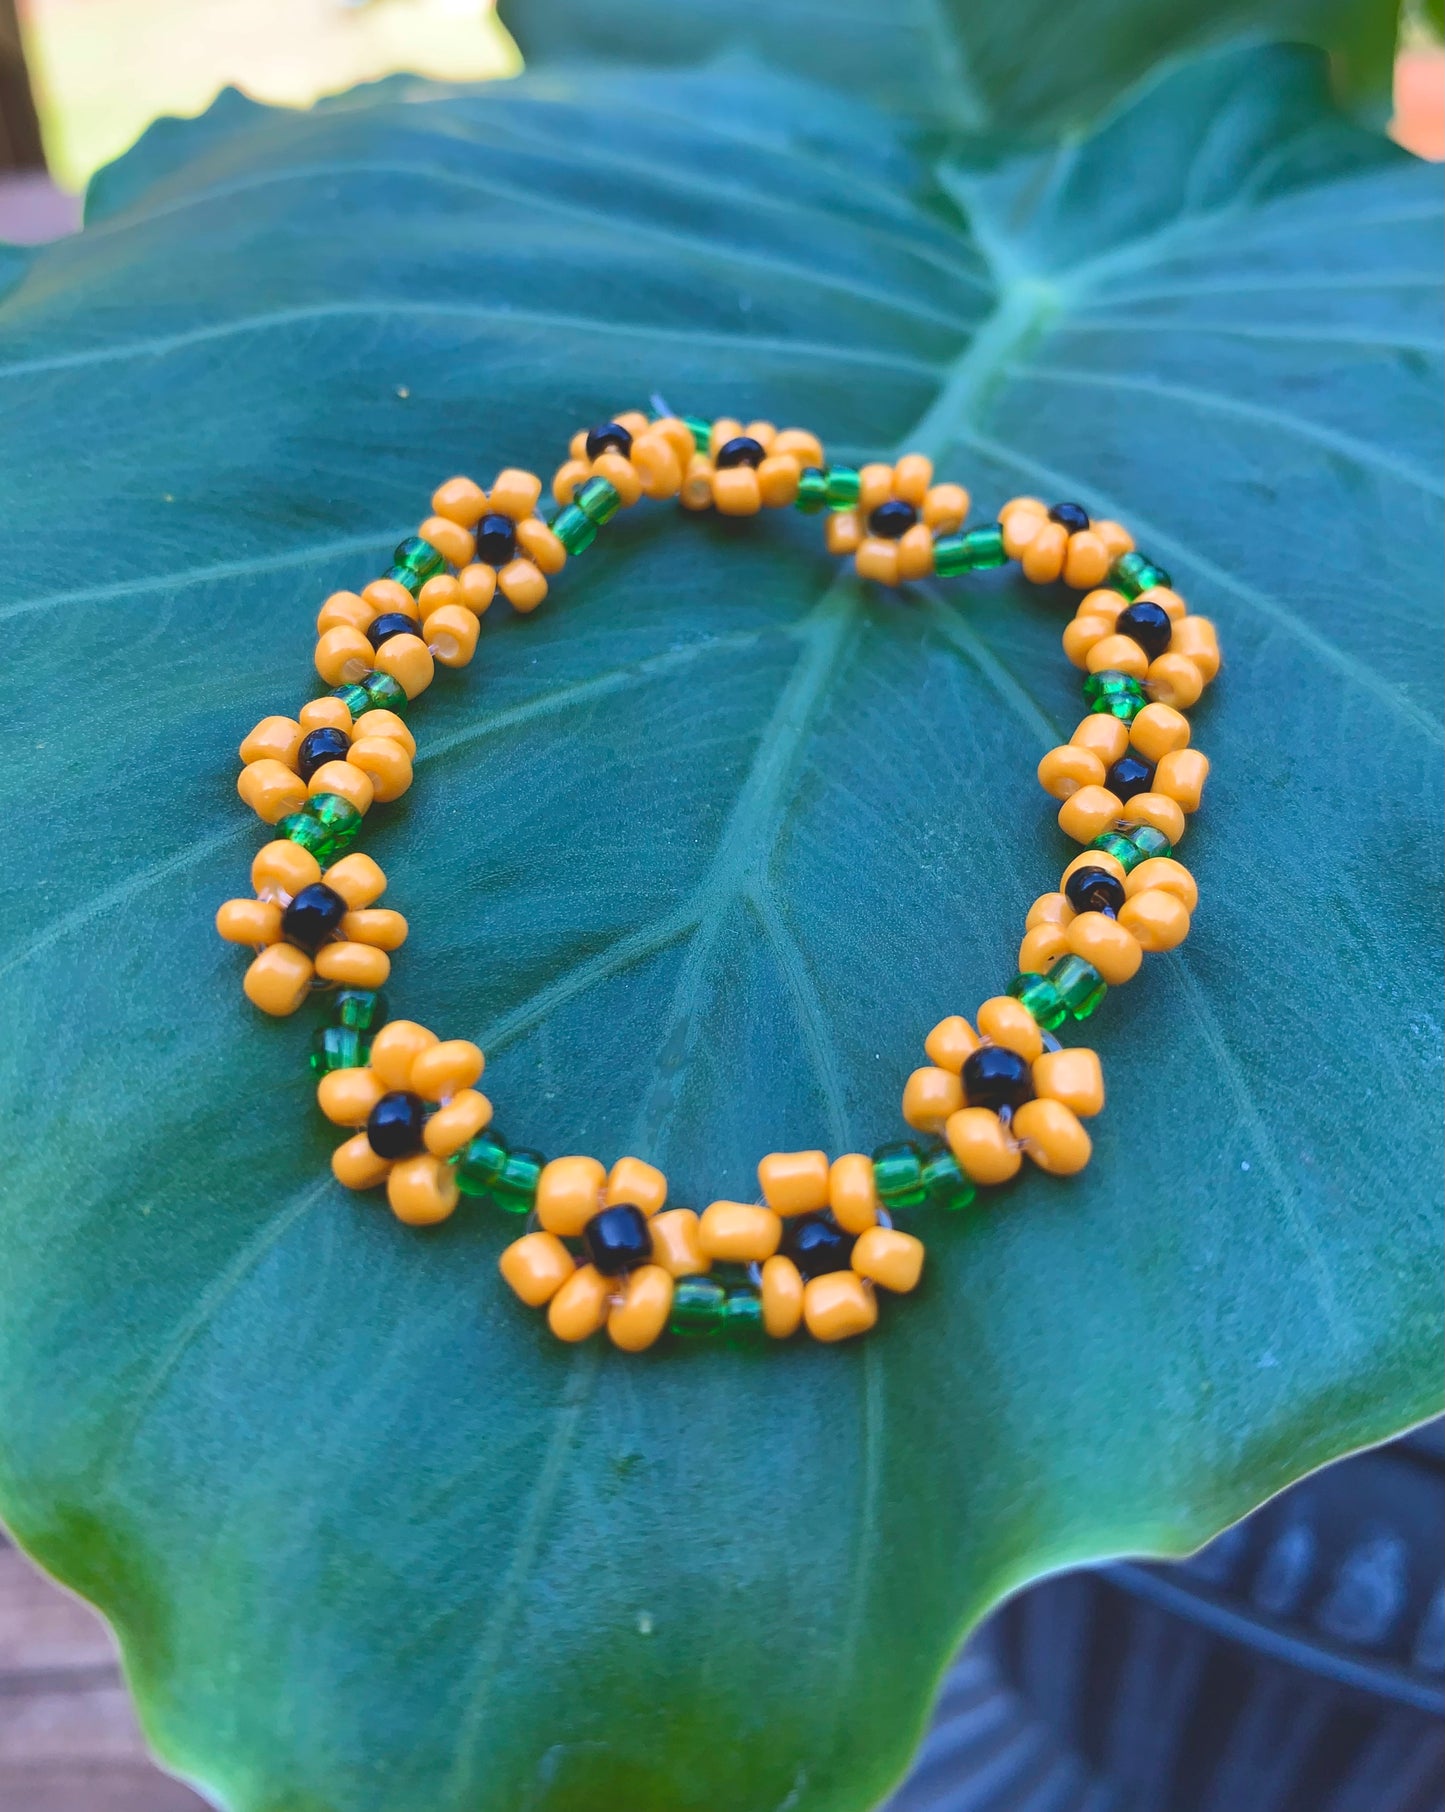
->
xmin=507 ymin=0 xmax=1404 ymax=130
xmin=0 ymin=32 xmax=1441 ymax=1812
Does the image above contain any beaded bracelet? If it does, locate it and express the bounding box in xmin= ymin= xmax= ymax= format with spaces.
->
xmin=216 ymin=408 xmax=1218 ymax=1352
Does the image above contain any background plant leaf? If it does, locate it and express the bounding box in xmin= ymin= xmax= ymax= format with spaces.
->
xmin=0 ymin=28 xmax=1441 ymax=1812
xmin=505 ymin=0 xmax=1405 ymax=132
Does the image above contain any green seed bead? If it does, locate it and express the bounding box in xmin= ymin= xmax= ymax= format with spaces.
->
xmin=394 ymin=536 xmax=445 ymax=578
xmin=961 ymin=524 xmax=1007 ymax=569
xmin=723 ymin=1288 xmax=765 ymax=1343
xmin=575 ymin=475 xmax=621 ymax=525
xmin=1090 ymin=830 xmax=1144 ymax=871
xmin=1082 ymin=669 xmax=1148 ymax=721
xmin=1122 ymin=822 xmax=1173 ymax=862
xmin=381 ymin=563 xmax=424 ymax=597
xmin=682 ymin=414 xmax=712 ymax=452
xmin=669 ymin=1275 xmax=728 ymax=1336
xmin=921 ymin=1148 xmax=976 ymax=1213
xmin=794 ymin=466 xmax=829 ymax=513
xmin=824 ymin=465 xmax=861 ymax=509
xmin=453 ymin=1129 xmax=509 ymax=1198
xmin=872 ymin=1140 xmax=927 ymax=1209
xmin=552 ymin=503 xmax=598 ymax=555
xmin=491 ymin=1149 xmax=545 ymax=1214
xmin=330 ymin=681 xmax=373 ymax=720
xmin=1008 ymin=971 xmax=1069 ymax=1031
xmin=1109 ymin=550 xmax=1173 ymax=599
xmin=931 ymin=534 xmax=969 ymax=577
xmin=1045 ymin=953 xmax=1108 ymax=1020
xmin=332 ymin=988 xmax=387 ymax=1032
xmin=307 ymin=793 xmax=363 ymax=858
xmin=362 ymin=670 xmax=409 ymax=714
xmin=309 ymin=1024 xmax=370 ymax=1076
xmin=275 ymin=811 xmax=335 ymax=859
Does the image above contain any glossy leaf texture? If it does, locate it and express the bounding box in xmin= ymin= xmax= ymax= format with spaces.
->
xmin=0 ymin=37 xmax=1441 ymax=1812
xmin=506 ymin=0 xmax=1404 ymax=132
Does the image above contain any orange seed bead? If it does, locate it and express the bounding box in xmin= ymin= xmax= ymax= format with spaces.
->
xmin=536 ymin=1156 xmax=608 ymax=1238
xmin=607 ymin=1266 xmax=675 ymax=1352
xmin=854 ymin=537 xmax=900 ymax=586
xmin=632 ymin=431 xmax=684 ymax=500
xmin=1018 ymin=923 xmax=1070 ymax=974
xmin=1062 ymin=615 xmax=1116 ymax=669
xmin=923 ymin=482 xmax=969 ymax=532
xmin=215 ymin=898 xmax=282 ymax=946
xmin=923 ymin=1015 xmax=981 ymax=1073
xmin=1002 ymin=505 xmax=1047 ymax=559
xmin=298 ymin=697 xmax=353 ymax=734
xmin=827 ymin=1153 xmax=879 ymax=1234
xmin=649 ymin=1209 xmax=710 ymax=1277
xmin=488 ymin=468 xmax=543 ymax=521
xmin=552 ymin=458 xmax=591 ymax=506
xmin=858 ymin=464 xmax=894 ymax=514
xmin=316 ymin=592 xmax=375 ymax=636
xmin=607 ymin=1156 xmax=667 ymax=1217
xmin=1092 ymin=518 xmax=1134 ymax=557
xmin=237 ymin=759 xmax=308 ymax=825
xmin=331 ymin=1131 xmax=391 ymax=1191
xmin=1124 ymin=856 xmax=1197 ymax=912
xmin=423 ymin=1088 xmax=492 ymax=1157
xmin=697 ymin=1202 xmax=782 ymax=1263
xmin=1025 ymin=892 xmax=1074 ymax=930
xmin=712 ymin=466 xmax=762 ymax=515
xmin=498 ymin=558 xmax=548 ymax=613
xmin=1070 ymin=713 xmax=1130 ymax=765
xmin=1012 ymin=1098 xmax=1092 ymax=1175
xmin=408 ymin=1038 xmax=484 ymax=1101
xmin=851 ymin=1226 xmax=925 ymax=1293
xmin=945 ymin=1107 xmax=1021 ymax=1185
xmin=350 ymin=708 xmax=416 ymax=757
xmin=757 ymin=1150 xmax=829 ymax=1216
xmin=1129 ymin=701 xmax=1191 ymax=762
xmin=1031 ymin=1047 xmax=1105 ymax=1118
xmin=1136 ymin=585 xmax=1187 ymax=622
xmin=1172 ymin=616 xmax=1220 ymax=681
xmin=387 ymin=1154 xmax=460 ymax=1227
xmin=238 ymin=715 xmax=304 ymax=769
xmin=680 ymin=453 xmax=713 ymax=510
xmin=347 ymin=736 xmax=413 ymax=804
xmin=1155 ymin=748 xmax=1210 ymax=812
xmin=432 ymin=475 xmax=488 ymax=527
xmin=802 ymin=1272 xmax=877 ymax=1342
xmin=252 ymin=839 xmax=322 ymax=900
xmin=307 ymin=759 xmax=374 ymax=816
xmin=547 ymin=1265 xmax=614 ymax=1342
xmin=314 ymin=625 xmax=374 ymax=686
xmin=761 ymin=1255 xmax=805 ymax=1337
xmin=1062 ymin=847 xmax=1127 ymax=890
xmin=515 ymin=516 xmax=567 ymax=574
xmin=1058 ymin=785 xmax=1124 ymax=844
xmin=1065 ymin=912 xmax=1143 ymax=984
xmin=896 ymin=523 xmax=935 ymax=580
xmin=313 ymin=941 xmax=390 ymax=989
xmin=372 ymin=632 xmax=434 ymax=699
xmin=976 ymin=995 xmax=1044 ymax=1062
xmin=1117 ymin=888 xmax=1192 ymax=952
xmin=1147 ymin=651 xmax=1204 ymax=709
xmin=458 ymin=563 xmax=498 ymax=613
xmin=1062 ymin=531 xmax=1110 ymax=590
xmin=368 ymin=1020 xmax=437 ymax=1089
xmin=1124 ymin=791 xmax=1187 ymax=845
xmin=418 ymin=515 xmax=474 ymax=568
xmin=591 ymin=451 xmax=642 ymax=507
xmin=770 ymin=428 xmax=824 ymax=467
xmin=756 ymin=454 xmax=800 ymax=508
xmin=317 ymin=1066 xmax=387 ymax=1127
xmin=362 ymin=578 xmax=417 ymax=616
xmin=421 ymin=604 xmax=477 ymax=667
xmin=243 ymin=943 xmax=314 ymax=1016
xmin=902 ymin=1066 xmax=966 ymax=1131
xmin=1021 ymin=520 xmax=1068 ymax=584
xmin=1086 ymin=633 xmax=1150 ymax=679
xmin=321 ymin=852 xmax=386 ymax=909
xmin=1037 ymin=744 xmax=1106 ymax=799
xmin=826 ymin=511 xmax=862 ymax=555
xmin=499 ymin=1231 xmax=575 ymax=1308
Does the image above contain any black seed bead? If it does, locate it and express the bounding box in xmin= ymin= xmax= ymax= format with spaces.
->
xmin=295 ymin=726 xmax=350 ymax=783
xmin=366 ymin=1091 xmax=428 ymax=1160
xmin=584 ymin=1203 xmax=653 ymax=1276
xmin=868 ymin=499 xmax=918 ymax=539
xmin=1106 ymin=753 xmax=1156 ymax=802
xmin=781 ymin=1215 xmax=853 ymax=1280
xmin=1115 ymin=600 xmax=1173 ymax=661
xmin=584 ymin=420 xmax=634 ymax=461
xmin=961 ymin=1044 xmax=1034 ymax=1112
xmin=367 ymin=611 xmax=420 ymax=649
xmin=280 ymin=881 xmax=348 ymax=951
xmin=1048 ymin=501 xmax=1091 ymax=534
xmin=714 ymin=435 xmax=766 ymax=470
xmin=474 ymin=512 xmax=517 ymax=567
xmin=1064 ymin=864 xmax=1127 ymax=917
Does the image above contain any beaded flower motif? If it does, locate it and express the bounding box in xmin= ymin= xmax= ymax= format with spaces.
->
xmin=216 ymin=846 xmax=407 ymax=1017
xmin=825 ymin=454 xmax=972 ymax=588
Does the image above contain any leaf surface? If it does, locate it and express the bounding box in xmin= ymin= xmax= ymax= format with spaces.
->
xmin=0 ymin=38 xmax=1440 ymax=1812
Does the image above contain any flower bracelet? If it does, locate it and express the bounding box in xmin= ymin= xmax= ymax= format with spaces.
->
xmin=216 ymin=408 xmax=1218 ymax=1353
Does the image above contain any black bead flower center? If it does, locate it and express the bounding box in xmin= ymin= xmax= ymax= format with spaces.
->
xmin=368 ymin=611 xmax=420 ymax=649
xmin=584 ymin=1203 xmax=653 ymax=1275
xmin=714 ymin=436 xmax=766 ymax=470
xmin=868 ymin=499 xmax=917 ymax=539
xmin=1064 ymin=865 xmax=1127 ymax=918
xmin=366 ymin=1091 xmax=428 ymax=1160
xmin=584 ymin=421 xmax=634 ymax=461
xmin=296 ymin=726 xmax=350 ymax=782
xmin=1048 ymin=501 xmax=1090 ymax=534
xmin=475 ymin=513 xmax=517 ymax=567
xmin=1106 ymin=754 xmax=1156 ymax=802
xmin=1115 ymin=599 xmax=1172 ymax=660
xmin=961 ymin=1045 xmax=1034 ymax=1112
xmin=781 ymin=1215 xmax=853 ymax=1279
xmin=281 ymin=881 xmax=348 ymax=951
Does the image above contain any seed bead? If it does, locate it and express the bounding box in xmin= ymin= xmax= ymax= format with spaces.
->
xmin=1058 ymin=785 xmax=1124 ymax=843
xmin=607 ymin=1266 xmax=675 ymax=1352
xmin=1123 ymin=791 xmax=1187 ymax=845
xmin=1038 ymin=744 xmax=1106 ymax=799
xmin=976 ymin=996 xmax=1044 ymax=1062
xmin=1117 ymin=888 xmax=1191 ymax=951
xmin=851 ymin=1227 xmax=925 ymax=1294
xmin=1012 ymin=1099 xmax=1092 ymax=1175
xmin=1070 ymin=713 xmax=1130 ymax=765
xmin=698 ymin=1202 xmax=782 ymax=1263
xmin=546 ymin=1265 xmax=614 ymax=1342
xmin=1155 ymin=748 xmax=1209 ymax=812
xmin=317 ymin=1066 xmax=388 ymax=1127
xmin=243 ymin=943 xmax=314 ymax=1016
xmin=500 ymin=1231 xmax=575 ymax=1308
xmin=901 ymin=1067 xmax=965 ymax=1132
xmin=1065 ymin=913 xmax=1143 ymax=984
xmin=1129 ymin=702 xmax=1190 ymax=762
xmin=761 ymin=1255 xmax=805 ymax=1337
xmin=1031 ymin=1048 xmax=1104 ymax=1118
xmin=758 ymin=1149 xmax=830 ymax=1215
xmin=536 ymin=1155 xmax=607 ymax=1237
xmin=1019 ymin=923 xmax=1070 ymax=973
xmin=1124 ymin=856 xmax=1197 ymax=911
xmin=607 ymin=1156 xmax=667 ymax=1216
xmin=238 ymin=759 xmax=309 ymax=825
xmin=802 ymin=1272 xmax=877 ymax=1343
xmin=649 ymin=1209 xmax=710 ymax=1277
xmin=827 ymin=1153 xmax=879 ymax=1233
xmin=924 ymin=1015 xmax=981 ymax=1072
xmin=946 ymin=1107 xmax=1021 ymax=1185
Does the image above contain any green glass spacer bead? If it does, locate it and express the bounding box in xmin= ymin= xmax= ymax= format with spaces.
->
xmin=1008 ymin=970 xmax=1069 ymax=1031
xmin=453 ymin=1129 xmax=509 ymax=1198
xmin=309 ymin=1023 xmax=369 ymax=1076
xmin=1121 ymin=821 xmax=1173 ymax=862
xmin=872 ymin=1140 xmax=927 ymax=1209
xmin=552 ymin=503 xmax=598 ymax=555
xmin=1082 ymin=669 xmax=1148 ymax=721
xmin=275 ymin=810 xmax=335 ymax=858
xmin=575 ymin=476 xmax=621 ymax=525
xmin=361 ymin=671 xmax=409 ymax=715
xmin=920 ymin=1148 xmax=976 ymax=1213
xmin=1045 ymin=953 xmax=1108 ymax=1020
xmin=394 ymin=536 xmax=445 ymax=578
xmin=308 ymin=793 xmax=363 ymax=855
xmin=960 ymin=524 xmax=1008 ymax=569
xmin=1109 ymin=550 xmax=1173 ymax=599
xmin=931 ymin=534 xmax=969 ymax=577
xmin=329 ymin=681 xmax=373 ymax=720
xmin=824 ymin=465 xmax=861 ymax=510
xmin=794 ymin=466 xmax=829 ymax=513
xmin=491 ymin=1149 xmax=545 ymax=1213
xmin=669 ymin=1275 xmax=728 ymax=1336
xmin=382 ymin=563 xmax=424 ymax=597
xmin=723 ymin=1288 xmax=765 ymax=1343
xmin=332 ymin=988 xmax=387 ymax=1032
xmin=682 ymin=414 xmax=712 ymax=452
xmin=1090 ymin=830 xmax=1144 ymax=871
